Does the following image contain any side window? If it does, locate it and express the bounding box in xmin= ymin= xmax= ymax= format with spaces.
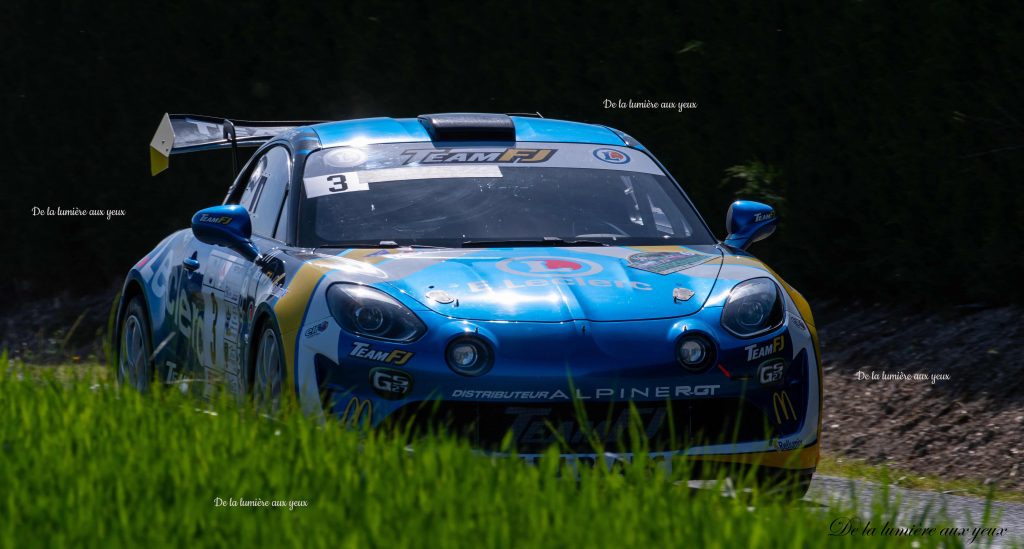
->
xmin=239 ymin=146 xmax=290 ymax=238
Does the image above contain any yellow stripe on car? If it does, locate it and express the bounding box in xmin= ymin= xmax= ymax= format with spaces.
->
xmin=273 ymin=264 xmax=329 ymax=393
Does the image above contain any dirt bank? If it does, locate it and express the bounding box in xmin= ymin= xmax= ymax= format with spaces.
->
xmin=817 ymin=301 xmax=1024 ymax=490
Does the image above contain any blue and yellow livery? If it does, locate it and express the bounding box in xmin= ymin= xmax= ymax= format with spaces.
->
xmin=118 ymin=112 xmax=821 ymax=494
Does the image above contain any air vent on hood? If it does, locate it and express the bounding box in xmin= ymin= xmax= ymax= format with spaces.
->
xmin=417 ymin=113 xmax=516 ymax=141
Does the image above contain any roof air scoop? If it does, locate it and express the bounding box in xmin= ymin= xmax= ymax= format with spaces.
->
xmin=417 ymin=113 xmax=516 ymax=142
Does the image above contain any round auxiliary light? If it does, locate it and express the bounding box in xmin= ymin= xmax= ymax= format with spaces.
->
xmin=676 ymin=334 xmax=716 ymax=372
xmin=445 ymin=337 xmax=494 ymax=377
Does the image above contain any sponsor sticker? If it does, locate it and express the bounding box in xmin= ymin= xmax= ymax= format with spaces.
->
xmin=757 ymin=358 xmax=786 ymax=385
xmin=450 ymin=384 xmax=720 ymax=401
xmin=338 ymin=396 xmax=373 ymax=427
xmin=304 ymin=320 xmax=329 ymax=338
xmin=626 ymin=251 xmax=712 ymax=275
xmin=772 ymin=436 xmax=802 ymax=451
xmin=369 ymin=367 xmax=413 ymax=400
xmin=399 ymin=147 xmax=556 ymax=165
xmin=771 ymin=390 xmax=798 ymax=424
xmin=744 ymin=334 xmax=786 ymax=362
xmin=305 ymin=142 xmax=665 ymax=179
xmin=199 ymin=214 xmax=232 ymax=225
xmin=495 ymin=256 xmax=603 ymax=277
xmin=349 ymin=342 xmax=414 ymax=366
xmin=592 ymin=148 xmax=630 ymax=164
xmin=466 ymin=278 xmax=651 ymax=293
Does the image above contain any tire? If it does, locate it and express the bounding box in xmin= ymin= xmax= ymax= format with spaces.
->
xmin=252 ymin=322 xmax=285 ymax=414
xmin=117 ymin=296 xmax=154 ymax=392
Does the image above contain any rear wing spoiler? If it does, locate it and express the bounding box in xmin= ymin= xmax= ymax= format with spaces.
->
xmin=148 ymin=113 xmax=325 ymax=175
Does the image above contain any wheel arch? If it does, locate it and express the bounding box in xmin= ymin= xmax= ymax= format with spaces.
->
xmin=112 ymin=275 xmax=152 ymax=368
xmin=247 ymin=303 xmax=289 ymax=395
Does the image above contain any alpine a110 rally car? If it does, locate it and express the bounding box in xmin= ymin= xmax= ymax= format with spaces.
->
xmin=118 ymin=112 xmax=821 ymax=492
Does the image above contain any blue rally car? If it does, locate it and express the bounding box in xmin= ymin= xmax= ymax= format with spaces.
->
xmin=120 ymin=112 xmax=821 ymax=490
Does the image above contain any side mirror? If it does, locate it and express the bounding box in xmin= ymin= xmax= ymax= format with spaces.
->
xmin=724 ymin=200 xmax=777 ymax=250
xmin=191 ymin=205 xmax=260 ymax=260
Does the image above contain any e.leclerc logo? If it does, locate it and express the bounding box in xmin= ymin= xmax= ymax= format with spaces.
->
xmin=496 ymin=257 xmax=604 ymax=277
xmin=592 ymin=148 xmax=630 ymax=164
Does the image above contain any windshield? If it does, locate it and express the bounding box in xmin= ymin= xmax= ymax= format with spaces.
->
xmin=298 ymin=142 xmax=715 ymax=248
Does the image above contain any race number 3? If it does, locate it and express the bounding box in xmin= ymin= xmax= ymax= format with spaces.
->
xmin=303 ymin=172 xmax=366 ymax=198
xmin=327 ymin=174 xmax=348 ymax=192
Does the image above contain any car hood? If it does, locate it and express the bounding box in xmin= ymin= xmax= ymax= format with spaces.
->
xmin=340 ymin=245 xmax=724 ymax=322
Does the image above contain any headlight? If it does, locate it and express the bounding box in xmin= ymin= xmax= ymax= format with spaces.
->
xmin=721 ymin=278 xmax=784 ymax=337
xmin=327 ymin=283 xmax=426 ymax=342
xmin=676 ymin=333 xmax=716 ymax=372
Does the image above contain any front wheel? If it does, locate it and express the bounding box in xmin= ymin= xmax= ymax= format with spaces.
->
xmin=252 ymin=324 xmax=285 ymax=413
xmin=117 ymin=296 xmax=153 ymax=392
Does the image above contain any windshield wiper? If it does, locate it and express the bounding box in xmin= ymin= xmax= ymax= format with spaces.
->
xmin=317 ymin=241 xmax=448 ymax=249
xmin=461 ymin=237 xmax=609 ymax=248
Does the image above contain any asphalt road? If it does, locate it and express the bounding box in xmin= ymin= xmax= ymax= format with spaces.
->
xmin=808 ymin=475 xmax=1024 ymax=547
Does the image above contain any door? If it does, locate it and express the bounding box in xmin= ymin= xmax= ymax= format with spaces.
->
xmin=179 ymin=145 xmax=293 ymax=398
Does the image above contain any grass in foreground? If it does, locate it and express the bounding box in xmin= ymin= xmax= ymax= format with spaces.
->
xmin=0 ymin=358 xmax=1012 ymax=548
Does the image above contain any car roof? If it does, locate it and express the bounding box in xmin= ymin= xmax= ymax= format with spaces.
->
xmin=308 ymin=115 xmax=628 ymax=149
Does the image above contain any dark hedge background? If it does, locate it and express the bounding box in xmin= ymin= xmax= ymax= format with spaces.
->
xmin=3 ymin=1 xmax=1022 ymax=309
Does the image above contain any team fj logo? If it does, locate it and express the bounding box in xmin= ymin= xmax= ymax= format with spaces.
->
xmin=399 ymin=148 xmax=555 ymax=165
xmin=592 ymin=148 xmax=630 ymax=164
xmin=744 ymin=335 xmax=785 ymax=361
xmin=495 ymin=257 xmax=604 ymax=277
xmin=199 ymin=214 xmax=232 ymax=225
xmin=349 ymin=342 xmax=414 ymax=366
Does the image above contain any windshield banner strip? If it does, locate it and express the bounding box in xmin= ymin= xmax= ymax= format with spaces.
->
xmin=307 ymin=143 xmax=664 ymax=179
xmin=304 ymin=165 xmax=503 ymax=198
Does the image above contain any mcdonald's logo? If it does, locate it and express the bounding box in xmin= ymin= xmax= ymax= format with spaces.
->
xmin=340 ymin=396 xmax=374 ymax=428
xmin=772 ymin=390 xmax=797 ymax=424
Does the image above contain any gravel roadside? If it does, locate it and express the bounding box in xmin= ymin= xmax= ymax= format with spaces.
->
xmin=817 ymin=301 xmax=1024 ymax=491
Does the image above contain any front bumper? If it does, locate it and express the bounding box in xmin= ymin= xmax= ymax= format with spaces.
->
xmin=291 ymin=300 xmax=821 ymax=468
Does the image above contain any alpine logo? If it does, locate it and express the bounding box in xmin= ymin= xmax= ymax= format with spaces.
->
xmin=495 ymin=256 xmax=604 ymax=277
